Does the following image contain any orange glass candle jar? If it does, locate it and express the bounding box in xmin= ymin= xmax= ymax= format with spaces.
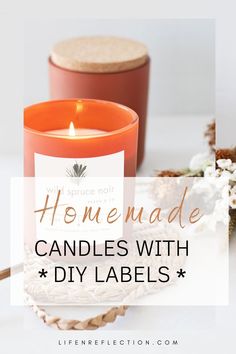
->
xmin=24 ymin=99 xmax=139 ymax=177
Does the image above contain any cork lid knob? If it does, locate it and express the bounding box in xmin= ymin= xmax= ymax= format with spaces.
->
xmin=51 ymin=36 xmax=148 ymax=73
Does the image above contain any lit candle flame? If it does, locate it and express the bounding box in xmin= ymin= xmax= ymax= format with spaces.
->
xmin=68 ymin=101 xmax=83 ymax=136
xmin=69 ymin=121 xmax=76 ymax=136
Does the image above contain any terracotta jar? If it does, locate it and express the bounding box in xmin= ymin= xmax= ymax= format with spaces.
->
xmin=49 ymin=36 xmax=150 ymax=167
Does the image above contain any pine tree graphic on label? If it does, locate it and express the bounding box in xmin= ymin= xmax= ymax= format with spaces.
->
xmin=66 ymin=161 xmax=87 ymax=184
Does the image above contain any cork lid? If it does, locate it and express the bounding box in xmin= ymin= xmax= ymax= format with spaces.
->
xmin=51 ymin=36 xmax=148 ymax=73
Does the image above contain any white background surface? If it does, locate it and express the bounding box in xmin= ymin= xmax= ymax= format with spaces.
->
xmin=24 ymin=19 xmax=215 ymax=117
xmin=0 ymin=1 xmax=236 ymax=353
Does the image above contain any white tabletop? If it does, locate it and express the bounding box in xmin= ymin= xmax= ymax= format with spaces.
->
xmin=0 ymin=115 xmax=235 ymax=354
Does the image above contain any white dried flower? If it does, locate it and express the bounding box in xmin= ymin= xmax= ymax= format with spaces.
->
xmin=222 ymin=184 xmax=230 ymax=199
xmin=217 ymin=159 xmax=232 ymax=169
xmin=220 ymin=170 xmax=232 ymax=179
xmin=215 ymin=169 xmax=222 ymax=177
xmin=228 ymin=162 xmax=236 ymax=172
xmin=230 ymin=177 xmax=236 ymax=183
xmin=229 ymin=194 xmax=236 ymax=209
xmin=197 ymin=197 xmax=229 ymax=231
xmin=230 ymin=185 xmax=236 ymax=195
xmin=204 ymin=166 xmax=216 ymax=177
xmin=189 ymin=152 xmax=213 ymax=171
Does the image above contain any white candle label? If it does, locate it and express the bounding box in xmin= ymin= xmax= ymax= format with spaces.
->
xmin=33 ymin=151 xmax=125 ymax=244
xmin=34 ymin=151 xmax=124 ymax=178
